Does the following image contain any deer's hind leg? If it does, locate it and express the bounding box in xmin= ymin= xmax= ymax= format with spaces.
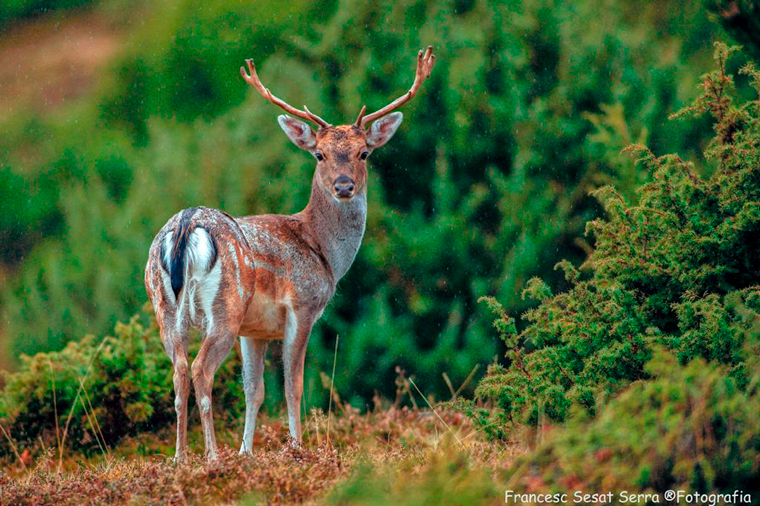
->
xmin=191 ymin=325 xmax=237 ymax=461
xmin=157 ymin=317 xmax=191 ymax=463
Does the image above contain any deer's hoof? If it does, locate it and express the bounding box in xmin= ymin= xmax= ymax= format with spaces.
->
xmin=288 ymin=437 xmax=302 ymax=449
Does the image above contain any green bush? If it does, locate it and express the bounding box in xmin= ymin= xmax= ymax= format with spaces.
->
xmin=470 ymin=43 xmax=760 ymax=433
xmin=505 ymin=349 xmax=760 ymax=495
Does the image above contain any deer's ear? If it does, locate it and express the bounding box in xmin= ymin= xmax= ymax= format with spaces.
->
xmin=278 ymin=115 xmax=317 ymax=150
xmin=366 ymin=112 xmax=403 ymax=148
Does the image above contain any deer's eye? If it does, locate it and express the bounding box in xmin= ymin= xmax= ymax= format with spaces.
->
xmin=360 ymin=151 xmax=369 ymax=160
xmin=315 ymin=152 xmax=324 ymax=161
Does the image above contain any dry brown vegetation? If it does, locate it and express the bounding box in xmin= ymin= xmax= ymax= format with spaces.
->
xmin=0 ymin=9 xmax=126 ymax=119
xmin=0 ymin=407 xmax=523 ymax=505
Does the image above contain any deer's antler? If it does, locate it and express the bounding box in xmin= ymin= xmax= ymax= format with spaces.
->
xmin=241 ymin=58 xmax=331 ymax=129
xmin=356 ymin=46 xmax=436 ymax=128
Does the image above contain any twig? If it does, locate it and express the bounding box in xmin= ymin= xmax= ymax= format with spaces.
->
xmin=454 ymin=364 xmax=480 ymax=398
xmin=312 ymin=410 xmax=321 ymax=446
xmin=82 ymin=386 xmax=108 ymax=456
xmin=408 ymin=377 xmax=463 ymax=446
xmin=0 ymin=423 xmax=27 ymax=472
xmin=79 ymin=384 xmax=108 ymax=457
xmin=58 ymin=336 xmax=109 ymax=473
xmin=504 ymin=459 xmax=530 ymax=490
xmin=49 ymin=360 xmax=62 ymax=471
xmin=327 ymin=334 xmax=339 ymax=445
xmin=78 ymin=394 xmax=105 ymax=456
xmin=442 ymin=372 xmax=456 ymax=399
xmin=460 ymin=418 xmax=503 ymax=442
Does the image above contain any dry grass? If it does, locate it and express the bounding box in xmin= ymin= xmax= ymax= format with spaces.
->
xmin=0 ymin=407 xmax=523 ymax=505
xmin=2 ymin=445 xmax=342 ymax=505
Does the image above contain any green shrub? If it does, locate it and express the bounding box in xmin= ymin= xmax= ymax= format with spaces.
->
xmin=505 ymin=349 xmax=760 ymax=496
xmin=471 ymin=43 xmax=760 ymax=432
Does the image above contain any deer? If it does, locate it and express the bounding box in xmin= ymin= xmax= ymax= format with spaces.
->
xmin=144 ymin=46 xmax=436 ymax=462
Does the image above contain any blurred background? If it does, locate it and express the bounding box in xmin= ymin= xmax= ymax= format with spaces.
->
xmin=0 ymin=0 xmax=746 ymax=410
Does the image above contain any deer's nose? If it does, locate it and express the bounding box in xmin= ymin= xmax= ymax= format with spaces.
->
xmin=333 ymin=175 xmax=356 ymax=199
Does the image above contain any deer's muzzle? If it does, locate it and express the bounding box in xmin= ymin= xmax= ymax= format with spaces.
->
xmin=332 ymin=175 xmax=356 ymax=201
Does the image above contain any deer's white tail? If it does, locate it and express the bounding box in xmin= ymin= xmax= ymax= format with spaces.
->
xmin=161 ymin=208 xmax=221 ymax=332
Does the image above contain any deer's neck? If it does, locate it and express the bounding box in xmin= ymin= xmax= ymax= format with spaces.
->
xmin=303 ymin=176 xmax=367 ymax=282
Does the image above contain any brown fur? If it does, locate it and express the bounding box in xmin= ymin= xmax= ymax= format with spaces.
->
xmin=312 ymin=125 xmax=369 ymax=199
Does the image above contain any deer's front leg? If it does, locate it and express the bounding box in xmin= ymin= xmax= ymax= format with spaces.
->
xmin=239 ymin=336 xmax=268 ymax=454
xmin=283 ymin=312 xmax=313 ymax=445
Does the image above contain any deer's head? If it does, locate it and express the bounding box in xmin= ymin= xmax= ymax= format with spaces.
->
xmin=241 ymin=47 xmax=436 ymax=203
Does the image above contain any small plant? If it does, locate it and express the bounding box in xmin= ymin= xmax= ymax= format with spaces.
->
xmin=324 ymin=444 xmax=500 ymax=506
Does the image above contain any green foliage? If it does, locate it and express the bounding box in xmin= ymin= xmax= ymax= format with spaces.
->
xmin=99 ymin=0 xmax=329 ymax=138
xmin=473 ymin=43 xmax=760 ymax=431
xmin=0 ymin=166 xmax=62 ymax=265
xmin=0 ymin=0 xmax=726 ymax=406
xmin=706 ymin=0 xmax=760 ymax=61
xmin=324 ymin=448 xmax=499 ymax=506
xmin=506 ymin=349 xmax=760 ymax=495
xmin=0 ymin=0 xmax=96 ymax=28
xmin=0 ymin=306 xmax=245 ymax=454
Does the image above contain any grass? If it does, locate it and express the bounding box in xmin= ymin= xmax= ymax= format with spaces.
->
xmin=0 ymin=406 xmax=523 ymax=505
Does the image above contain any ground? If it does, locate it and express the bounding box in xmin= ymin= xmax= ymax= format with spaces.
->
xmin=0 ymin=407 xmax=523 ymax=505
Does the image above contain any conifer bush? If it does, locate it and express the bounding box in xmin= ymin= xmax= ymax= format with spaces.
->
xmin=471 ymin=43 xmax=760 ymax=433
xmin=505 ymin=349 xmax=760 ymax=494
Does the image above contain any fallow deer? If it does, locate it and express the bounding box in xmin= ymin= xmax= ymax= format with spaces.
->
xmin=144 ymin=46 xmax=436 ymax=462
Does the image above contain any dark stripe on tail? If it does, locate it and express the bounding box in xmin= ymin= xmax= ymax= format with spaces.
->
xmin=168 ymin=207 xmax=199 ymax=299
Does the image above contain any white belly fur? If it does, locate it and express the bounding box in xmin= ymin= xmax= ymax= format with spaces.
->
xmin=239 ymin=292 xmax=290 ymax=339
